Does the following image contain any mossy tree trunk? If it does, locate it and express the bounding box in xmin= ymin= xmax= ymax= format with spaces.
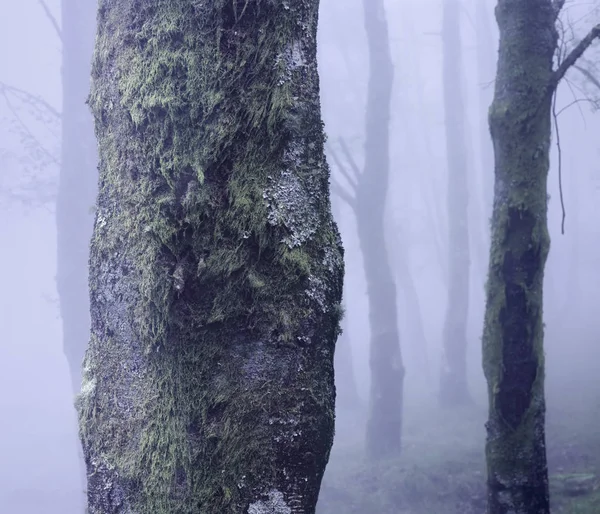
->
xmin=77 ymin=1 xmax=344 ymax=513
xmin=56 ymin=0 xmax=98 ymax=397
xmin=439 ymin=0 xmax=471 ymax=407
xmin=483 ymin=1 xmax=599 ymax=512
xmin=361 ymin=0 xmax=404 ymax=460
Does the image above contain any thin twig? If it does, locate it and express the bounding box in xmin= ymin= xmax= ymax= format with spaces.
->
xmin=573 ymin=63 xmax=600 ymax=92
xmin=0 ymin=81 xmax=61 ymax=119
xmin=37 ymin=0 xmax=62 ymax=41
xmin=552 ymin=91 xmax=566 ymax=235
xmin=327 ymin=144 xmax=358 ymax=191
xmin=330 ymin=177 xmax=356 ymax=210
xmin=337 ymin=138 xmax=362 ymax=180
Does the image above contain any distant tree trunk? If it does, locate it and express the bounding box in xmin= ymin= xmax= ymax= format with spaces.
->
xmin=439 ymin=0 xmax=471 ymax=406
xmin=334 ymin=308 xmax=360 ymax=411
xmin=56 ymin=0 xmax=97 ymax=498
xmin=361 ymin=0 xmax=404 ymax=460
xmin=77 ymin=2 xmax=344 ymax=513
xmin=56 ymin=0 xmax=97 ymax=397
xmin=476 ymin=0 xmax=496 ymax=233
xmin=483 ymin=1 xmax=599 ymax=512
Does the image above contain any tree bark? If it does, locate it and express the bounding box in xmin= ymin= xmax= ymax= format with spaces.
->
xmin=56 ymin=0 xmax=97 ymax=397
xmin=483 ymin=1 xmax=556 ymax=512
xmin=77 ymin=2 xmax=344 ymax=513
xmin=361 ymin=0 xmax=404 ymax=460
xmin=439 ymin=0 xmax=471 ymax=407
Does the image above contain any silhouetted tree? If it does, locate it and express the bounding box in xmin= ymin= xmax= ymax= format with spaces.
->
xmin=77 ymin=1 xmax=343 ymax=512
xmin=439 ymin=0 xmax=471 ymax=407
xmin=360 ymin=0 xmax=404 ymax=459
xmin=483 ymin=1 xmax=600 ymax=512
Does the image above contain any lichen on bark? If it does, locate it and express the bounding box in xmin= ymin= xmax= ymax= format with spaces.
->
xmin=482 ymin=1 xmax=556 ymax=512
xmin=77 ymin=1 xmax=344 ymax=513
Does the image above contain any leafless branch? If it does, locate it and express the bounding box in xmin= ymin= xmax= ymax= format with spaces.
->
xmin=1 ymin=90 xmax=59 ymax=167
xmin=551 ymin=24 xmax=600 ymax=89
xmin=330 ymin=177 xmax=356 ymax=210
xmin=37 ymin=0 xmax=62 ymax=42
xmin=327 ymin=144 xmax=357 ymax=191
xmin=574 ymin=63 xmax=600 ymax=92
xmin=0 ymin=81 xmax=61 ymax=119
xmin=337 ymin=138 xmax=362 ymax=181
xmin=552 ymin=92 xmax=566 ymax=235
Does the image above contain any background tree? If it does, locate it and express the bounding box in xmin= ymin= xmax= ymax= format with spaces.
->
xmin=57 ymin=0 xmax=98 ymax=397
xmin=360 ymin=0 xmax=404 ymax=459
xmin=483 ymin=1 xmax=600 ymax=512
xmin=439 ymin=0 xmax=471 ymax=407
xmin=77 ymin=1 xmax=343 ymax=512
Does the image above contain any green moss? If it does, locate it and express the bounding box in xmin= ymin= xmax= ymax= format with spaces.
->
xmin=79 ymin=1 xmax=343 ymax=513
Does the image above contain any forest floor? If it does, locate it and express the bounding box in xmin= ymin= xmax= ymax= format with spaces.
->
xmin=317 ymin=386 xmax=600 ymax=514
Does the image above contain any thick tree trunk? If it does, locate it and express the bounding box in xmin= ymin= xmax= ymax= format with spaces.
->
xmin=439 ymin=0 xmax=471 ymax=407
xmin=361 ymin=0 xmax=404 ymax=460
xmin=483 ymin=1 xmax=557 ymax=512
xmin=56 ymin=0 xmax=97 ymax=397
xmin=77 ymin=2 xmax=344 ymax=513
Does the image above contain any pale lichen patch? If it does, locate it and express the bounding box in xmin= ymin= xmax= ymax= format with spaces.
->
xmin=263 ymin=170 xmax=318 ymax=248
xmin=247 ymin=489 xmax=291 ymax=514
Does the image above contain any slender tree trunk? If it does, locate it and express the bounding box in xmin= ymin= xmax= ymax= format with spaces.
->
xmin=392 ymin=234 xmax=430 ymax=383
xmin=476 ymin=0 xmax=497 ymax=233
xmin=439 ymin=0 xmax=471 ymax=406
xmin=361 ymin=0 xmax=404 ymax=460
xmin=56 ymin=0 xmax=97 ymax=398
xmin=77 ymin=2 xmax=344 ymax=513
xmin=483 ymin=1 xmax=557 ymax=511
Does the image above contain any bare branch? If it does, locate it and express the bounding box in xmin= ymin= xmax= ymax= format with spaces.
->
xmin=37 ymin=0 xmax=62 ymax=42
xmin=326 ymin=144 xmax=357 ymax=191
xmin=574 ymin=64 xmax=600 ymax=92
xmin=551 ymin=25 xmax=600 ymax=90
xmin=1 ymin=90 xmax=59 ymax=167
xmin=0 ymin=81 xmax=61 ymax=119
xmin=330 ymin=177 xmax=356 ymax=210
xmin=337 ymin=138 xmax=362 ymax=180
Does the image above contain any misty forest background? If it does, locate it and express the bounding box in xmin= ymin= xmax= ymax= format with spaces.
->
xmin=1 ymin=0 xmax=600 ymax=513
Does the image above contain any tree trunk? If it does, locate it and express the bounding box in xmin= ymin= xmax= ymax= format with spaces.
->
xmin=439 ymin=0 xmax=471 ymax=406
xmin=56 ymin=0 xmax=98 ymax=497
xmin=333 ymin=312 xmax=360 ymax=411
xmin=77 ymin=2 xmax=344 ymax=513
xmin=476 ymin=0 xmax=497 ymax=233
xmin=361 ymin=0 xmax=404 ymax=460
xmin=483 ymin=1 xmax=557 ymax=511
xmin=56 ymin=0 xmax=97 ymax=397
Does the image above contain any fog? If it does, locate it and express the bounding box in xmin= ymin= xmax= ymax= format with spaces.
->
xmin=1 ymin=0 xmax=600 ymax=513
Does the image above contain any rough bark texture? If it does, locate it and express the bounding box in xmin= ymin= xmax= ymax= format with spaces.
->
xmin=77 ymin=1 xmax=344 ymax=513
xmin=483 ymin=0 xmax=556 ymax=512
xmin=361 ymin=0 xmax=404 ymax=460
xmin=56 ymin=0 xmax=98 ymax=396
xmin=439 ymin=0 xmax=471 ymax=407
